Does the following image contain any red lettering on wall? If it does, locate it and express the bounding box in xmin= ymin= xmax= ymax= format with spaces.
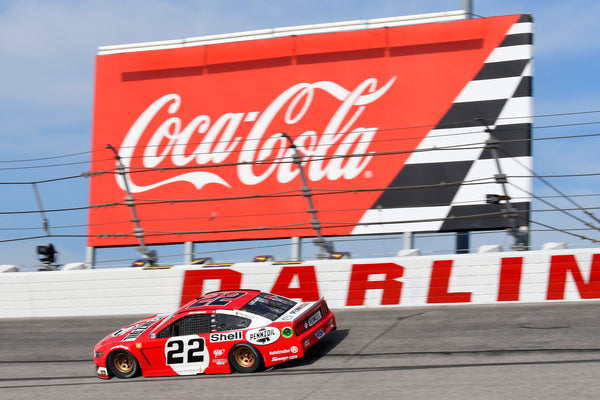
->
xmin=346 ymin=263 xmax=403 ymax=306
xmin=180 ymin=269 xmax=243 ymax=305
xmin=547 ymin=254 xmax=600 ymax=300
xmin=427 ymin=260 xmax=472 ymax=303
xmin=270 ymin=266 xmax=321 ymax=301
xmin=498 ymin=257 xmax=523 ymax=302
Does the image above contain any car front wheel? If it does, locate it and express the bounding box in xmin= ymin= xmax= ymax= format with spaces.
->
xmin=107 ymin=350 xmax=140 ymax=379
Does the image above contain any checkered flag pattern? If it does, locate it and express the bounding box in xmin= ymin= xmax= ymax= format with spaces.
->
xmin=353 ymin=15 xmax=533 ymax=235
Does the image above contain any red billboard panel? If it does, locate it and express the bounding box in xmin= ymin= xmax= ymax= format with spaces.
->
xmin=89 ymin=14 xmax=532 ymax=247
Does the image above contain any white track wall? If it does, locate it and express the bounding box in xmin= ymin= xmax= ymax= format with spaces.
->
xmin=2 ymin=247 xmax=600 ymax=318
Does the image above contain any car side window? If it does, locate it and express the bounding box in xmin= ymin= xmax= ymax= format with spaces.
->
xmin=156 ymin=314 xmax=212 ymax=338
xmin=214 ymin=314 xmax=251 ymax=331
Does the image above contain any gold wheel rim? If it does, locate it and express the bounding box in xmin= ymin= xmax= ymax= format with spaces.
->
xmin=113 ymin=353 xmax=134 ymax=374
xmin=234 ymin=347 xmax=255 ymax=368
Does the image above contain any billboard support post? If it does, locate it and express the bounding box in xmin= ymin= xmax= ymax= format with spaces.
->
xmin=86 ymin=246 xmax=96 ymax=266
xmin=456 ymin=231 xmax=470 ymax=254
xmin=403 ymin=232 xmax=414 ymax=250
xmin=281 ymin=133 xmax=335 ymax=259
xmin=290 ymin=237 xmax=301 ymax=261
xmin=184 ymin=242 xmax=194 ymax=265
xmin=462 ymin=0 xmax=473 ymax=18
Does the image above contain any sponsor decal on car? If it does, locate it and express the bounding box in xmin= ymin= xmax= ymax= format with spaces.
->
xmin=96 ymin=366 xmax=108 ymax=376
xmin=281 ymin=303 xmax=310 ymax=320
xmin=111 ymin=326 xmax=135 ymax=337
xmin=123 ymin=315 xmax=165 ymax=341
xmin=315 ymin=329 xmax=325 ymax=339
xmin=246 ymin=327 xmax=280 ymax=345
xmin=210 ymin=331 xmax=243 ymax=343
xmin=165 ymin=335 xmax=209 ymax=375
xmin=304 ymin=310 xmax=322 ymax=330
xmin=213 ymin=349 xmax=226 ymax=357
xmin=269 ymin=346 xmax=299 ymax=357
xmin=271 ymin=355 xmax=299 ymax=363
xmin=281 ymin=327 xmax=294 ymax=338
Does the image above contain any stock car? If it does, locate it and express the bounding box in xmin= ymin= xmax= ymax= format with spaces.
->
xmin=93 ymin=290 xmax=336 ymax=379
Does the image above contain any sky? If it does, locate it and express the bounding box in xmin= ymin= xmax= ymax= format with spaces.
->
xmin=1 ymin=0 xmax=600 ymax=268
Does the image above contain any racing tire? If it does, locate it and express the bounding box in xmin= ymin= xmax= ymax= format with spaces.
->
xmin=107 ymin=350 xmax=140 ymax=379
xmin=229 ymin=343 xmax=262 ymax=373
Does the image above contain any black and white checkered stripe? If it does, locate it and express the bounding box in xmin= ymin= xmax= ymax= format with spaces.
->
xmin=353 ymin=15 xmax=533 ymax=235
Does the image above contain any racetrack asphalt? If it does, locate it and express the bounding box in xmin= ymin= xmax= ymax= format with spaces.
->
xmin=1 ymin=302 xmax=600 ymax=399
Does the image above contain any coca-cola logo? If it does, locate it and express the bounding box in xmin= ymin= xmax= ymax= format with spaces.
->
xmin=116 ymin=77 xmax=396 ymax=193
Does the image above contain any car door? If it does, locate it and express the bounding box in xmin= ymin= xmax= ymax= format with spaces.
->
xmin=143 ymin=313 xmax=212 ymax=376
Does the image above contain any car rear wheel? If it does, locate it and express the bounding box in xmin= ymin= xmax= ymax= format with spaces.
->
xmin=229 ymin=343 xmax=261 ymax=373
xmin=108 ymin=350 xmax=140 ymax=379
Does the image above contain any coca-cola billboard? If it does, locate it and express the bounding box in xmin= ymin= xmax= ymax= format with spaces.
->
xmin=89 ymin=13 xmax=532 ymax=247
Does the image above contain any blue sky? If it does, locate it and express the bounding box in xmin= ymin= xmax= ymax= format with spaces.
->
xmin=1 ymin=0 xmax=600 ymax=268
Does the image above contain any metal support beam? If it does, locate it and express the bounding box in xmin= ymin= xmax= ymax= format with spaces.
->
xmin=462 ymin=0 xmax=473 ymax=18
xmin=456 ymin=231 xmax=470 ymax=254
xmin=290 ymin=237 xmax=301 ymax=261
xmin=184 ymin=242 xmax=194 ymax=265
xmin=403 ymin=232 xmax=414 ymax=249
xmin=477 ymin=119 xmax=529 ymax=251
xmin=281 ymin=133 xmax=335 ymax=259
xmin=107 ymin=144 xmax=157 ymax=265
xmin=86 ymin=246 xmax=96 ymax=266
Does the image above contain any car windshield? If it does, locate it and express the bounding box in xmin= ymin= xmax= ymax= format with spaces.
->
xmin=240 ymin=293 xmax=296 ymax=320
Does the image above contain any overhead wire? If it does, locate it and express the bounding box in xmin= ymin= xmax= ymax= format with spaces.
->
xmin=0 ymin=108 xmax=597 ymax=168
xmin=2 ymin=109 xmax=600 ymax=260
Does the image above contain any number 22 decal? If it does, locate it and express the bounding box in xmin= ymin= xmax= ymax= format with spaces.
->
xmin=194 ymin=291 xmax=246 ymax=307
xmin=166 ymin=337 xmax=205 ymax=364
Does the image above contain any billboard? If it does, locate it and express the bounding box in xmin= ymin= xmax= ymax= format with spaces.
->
xmin=89 ymin=12 xmax=532 ymax=247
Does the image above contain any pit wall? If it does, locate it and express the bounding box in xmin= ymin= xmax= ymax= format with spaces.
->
xmin=2 ymin=246 xmax=600 ymax=318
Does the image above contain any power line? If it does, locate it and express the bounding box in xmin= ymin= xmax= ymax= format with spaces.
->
xmin=0 ymin=108 xmax=597 ymax=169
xmin=3 ymin=108 xmax=600 ymax=262
xmin=2 ymin=124 xmax=600 ymax=186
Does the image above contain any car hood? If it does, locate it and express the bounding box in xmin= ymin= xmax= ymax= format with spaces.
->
xmin=97 ymin=314 xmax=169 ymax=346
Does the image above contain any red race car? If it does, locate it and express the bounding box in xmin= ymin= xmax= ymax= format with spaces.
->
xmin=93 ymin=290 xmax=336 ymax=379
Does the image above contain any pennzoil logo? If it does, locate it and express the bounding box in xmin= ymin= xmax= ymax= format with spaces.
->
xmin=246 ymin=327 xmax=280 ymax=346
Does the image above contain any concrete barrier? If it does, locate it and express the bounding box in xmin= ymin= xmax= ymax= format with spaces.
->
xmin=2 ymin=246 xmax=600 ymax=318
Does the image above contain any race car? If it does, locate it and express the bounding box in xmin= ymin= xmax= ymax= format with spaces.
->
xmin=93 ymin=290 xmax=336 ymax=379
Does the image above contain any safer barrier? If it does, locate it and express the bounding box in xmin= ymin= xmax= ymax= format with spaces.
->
xmin=1 ymin=246 xmax=600 ymax=318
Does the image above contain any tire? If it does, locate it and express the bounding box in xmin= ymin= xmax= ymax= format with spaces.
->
xmin=107 ymin=350 xmax=140 ymax=379
xmin=229 ymin=343 xmax=262 ymax=373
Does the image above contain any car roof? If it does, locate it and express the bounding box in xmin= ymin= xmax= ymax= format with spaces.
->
xmin=179 ymin=289 xmax=262 ymax=313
